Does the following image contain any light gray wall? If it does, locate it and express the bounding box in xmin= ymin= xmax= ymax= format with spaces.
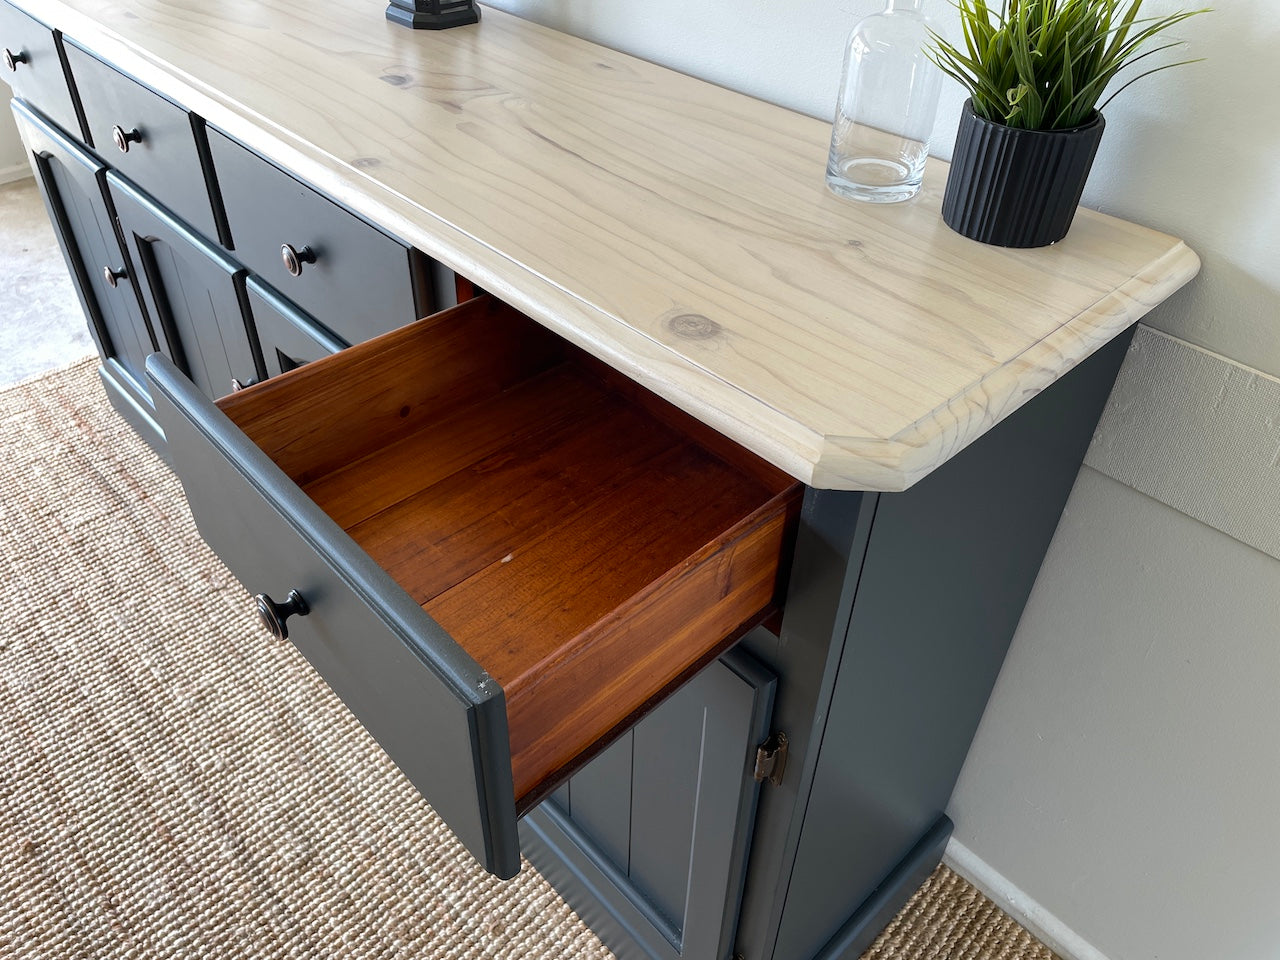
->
xmin=952 ymin=465 xmax=1280 ymax=960
xmin=485 ymin=3 xmax=1279 ymax=959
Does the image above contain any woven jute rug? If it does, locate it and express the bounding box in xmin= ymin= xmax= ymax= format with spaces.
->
xmin=0 ymin=359 xmax=1057 ymax=960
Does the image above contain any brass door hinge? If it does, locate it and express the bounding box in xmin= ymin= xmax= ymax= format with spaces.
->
xmin=753 ymin=732 xmax=788 ymax=786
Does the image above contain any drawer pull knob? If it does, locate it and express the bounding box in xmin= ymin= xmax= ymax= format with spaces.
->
xmin=281 ymin=243 xmax=317 ymax=277
xmin=3 ymin=48 xmax=27 ymax=72
xmin=102 ymin=265 xmax=127 ymax=288
xmin=255 ymin=590 xmax=309 ymax=641
xmin=112 ymin=124 xmax=143 ymax=153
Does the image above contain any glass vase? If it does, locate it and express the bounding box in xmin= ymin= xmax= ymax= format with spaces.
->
xmin=826 ymin=0 xmax=942 ymax=203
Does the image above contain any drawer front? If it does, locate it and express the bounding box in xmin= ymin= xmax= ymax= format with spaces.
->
xmin=64 ymin=41 xmax=221 ymax=240
xmin=245 ymin=277 xmax=347 ymax=380
xmin=146 ymin=353 xmax=522 ymax=879
xmin=110 ymin=173 xmax=258 ymax=401
xmin=0 ymin=1 xmax=83 ymax=139
xmin=207 ymin=128 xmax=421 ymax=345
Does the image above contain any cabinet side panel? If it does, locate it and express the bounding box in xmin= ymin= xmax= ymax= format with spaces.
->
xmin=772 ymin=327 xmax=1135 ymax=960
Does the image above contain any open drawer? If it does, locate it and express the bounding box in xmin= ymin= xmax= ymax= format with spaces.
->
xmin=146 ymin=296 xmax=800 ymax=878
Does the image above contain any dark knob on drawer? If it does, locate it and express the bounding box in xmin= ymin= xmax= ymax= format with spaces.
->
xmin=255 ymin=590 xmax=309 ymax=641
xmin=4 ymin=48 xmax=27 ymax=72
xmin=281 ymin=243 xmax=316 ymax=278
xmin=102 ymin=266 xmax=127 ymax=288
xmin=112 ymin=124 xmax=143 ymax=153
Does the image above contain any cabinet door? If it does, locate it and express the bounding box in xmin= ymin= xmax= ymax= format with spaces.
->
xmin=521 ymin=646 xmax=777 ymax=960
xmin=10 ymin=100 xmax=155 ymax=395
xmin=109 ymin=171 xmax=262 ymax=401
xmin=244 ymin=276 xmax=347 ymax=382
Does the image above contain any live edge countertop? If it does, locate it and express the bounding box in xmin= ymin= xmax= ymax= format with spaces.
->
xmin=22 ymin=0 xmax=1199 ymax=490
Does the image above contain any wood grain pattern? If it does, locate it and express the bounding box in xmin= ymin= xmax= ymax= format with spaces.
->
xmin=24 ymin=0 xmax=1200 ymax=490
xmin=220 ymin=296 xmax=799 ymax=809
xmin=302 ymin=368 xmax=607 ymax=530
xmin=217 ymin=297 xmax=566 ymax=483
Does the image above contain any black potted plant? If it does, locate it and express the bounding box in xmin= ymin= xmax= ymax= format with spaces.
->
xmin=929 ymin=0 xmax=1206 ymax=247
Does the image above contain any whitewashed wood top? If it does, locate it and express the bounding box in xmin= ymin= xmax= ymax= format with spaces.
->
xmin=25 ymin=0 xmax=1199 ymax=489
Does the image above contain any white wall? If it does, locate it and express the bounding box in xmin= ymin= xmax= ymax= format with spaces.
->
xmin=0 ymin=98 xmax=28 ymax=182
xmin=484 ymin=3 xmax=1280 ymax=959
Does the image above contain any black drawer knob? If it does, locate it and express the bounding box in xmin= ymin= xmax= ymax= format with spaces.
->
xmin=4 ymin=48 xmax=27 ymax=72
xmin=255 ymin=589 xmax=309 ymax=641
xmin=102 ymin=265 xmax=127 ymax=288
xmin=280 ymin=243 xmax=317 ymax=277
xmin=112 ymin=124 xmax=143 ymax=153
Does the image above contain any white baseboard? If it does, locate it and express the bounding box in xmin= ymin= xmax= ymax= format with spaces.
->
xmin=944 ymin=839 xmax=1112 ymax=960
xmin=0 ymin=163 xmax=32 ymax=186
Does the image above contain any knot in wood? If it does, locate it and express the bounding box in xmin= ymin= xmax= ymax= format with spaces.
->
xmin=668 ymin=313 xmax=722 ymax=341
xmin=380 ymin=73 xmax=410 ymax=87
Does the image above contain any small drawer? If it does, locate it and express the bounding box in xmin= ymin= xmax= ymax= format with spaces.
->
xmin=207 ymin=127 xmax=424 ymax=345
xmin=147 ymin=297 xmax=799 ymax=879
xmin=245 ymin=276 xmax=347 ymax=380
xmin=0 ymin=1 xmax=84 ymax=140
xmin=64 ymin=41 xmax=222 ymax=241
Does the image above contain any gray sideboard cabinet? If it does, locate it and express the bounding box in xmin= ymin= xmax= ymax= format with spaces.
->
xmin=2 ymin=3 xmax=1199 ymax=960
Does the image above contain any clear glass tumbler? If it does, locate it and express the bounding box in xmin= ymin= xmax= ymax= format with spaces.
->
xmin=826 ymin=0 xmax=942 ymax=203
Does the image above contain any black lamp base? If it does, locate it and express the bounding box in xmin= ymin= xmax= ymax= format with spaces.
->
xmin=386 ymin=0 xmax=481 ymax=29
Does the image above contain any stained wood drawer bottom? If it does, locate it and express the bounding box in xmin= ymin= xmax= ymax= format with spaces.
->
xmin=149 ymin=295 xmax=798 ymax=876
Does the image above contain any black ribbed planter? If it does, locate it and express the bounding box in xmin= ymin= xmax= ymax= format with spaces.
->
xmin=941 ymin=100 xmax=1105 ymax=248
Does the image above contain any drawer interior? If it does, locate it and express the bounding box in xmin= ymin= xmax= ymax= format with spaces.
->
xmin=216 ymin=297 xmax=800 ymax=809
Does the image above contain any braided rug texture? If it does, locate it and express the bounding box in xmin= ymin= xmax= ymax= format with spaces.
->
xmin=0 ymin=359 xmax=1057 ymax=960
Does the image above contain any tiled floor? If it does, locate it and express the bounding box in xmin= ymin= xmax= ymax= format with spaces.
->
xmin=0 ymin=176 xmax=93 ymax=387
